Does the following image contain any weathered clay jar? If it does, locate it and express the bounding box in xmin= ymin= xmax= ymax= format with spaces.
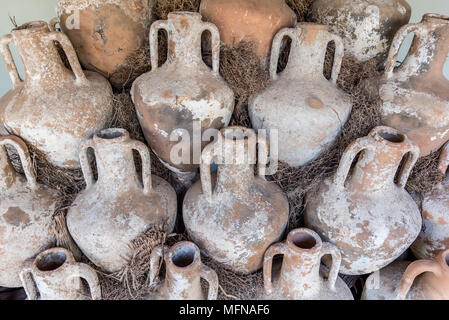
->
xmin=131 ymin=12 xmax=234 ymax=181
xmin=0 ymin=21 xmax=113 ymax=169
xmin=375 ymin=14 xmax=449 ymax=157
xmin=362 ymin=249 xmax=449 ymax=300
xmin=66 ymin=128 xmax=177 ymax=273
xmin=183 ymin=127 xmax=289 ymax=274
xmin=148 ymin=242 xmax=218 ymax=300
xmin=20 ymin=248 xmax=101 ymax=300
xmin=306 ymin=126 xmax=422 ymax=275
xmin=0 ymin=135 xmax=57 ymax=288
xmin=249 ymin=23 xmax=352 ymax=167
xmin=310 ymin=0 xmax=411 ymax=63
xmin=263 ymin=229 xmax=353 ymax=300
xmin=200 ymin=0 xmax=296 ymax=64
xmin=412 ymin=142 xmax=449 ymax=259
xmin=56 ymin=0 xmax=152 ymax=89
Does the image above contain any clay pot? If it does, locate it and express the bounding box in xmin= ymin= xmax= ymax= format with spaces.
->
xmin=263 ymin=228 xmax=353 ymax=300
xmin=362 ymin=249 xmax=449 ymax=300
xmin=131 ymin=12 xmax=234 ymax=182
xmin=306 ymin=126 xmax=422 ymax=275
xmin=20 ymin=248 xmax=101 ymax=300
xmin=0 ymin=135 xmax=58 ymax=288
xmin=310 ymin=0 xmax=411 ymax=63
xmin=374 ymin=14 xmax=449 ymax=157
xmin=66 ymin=128 xmax=177 ymax=273
xmin=200 ymin=0 xmax=296 ymax=64
xmin=183 ymin=127 xmax=289 ymax=274
xmin=249 ymin=23 xmax=352 ymax=167
xmin=0 ymin=21 xmax=113 ymax=169
xmin=412 ymin=142 xmax=449 ymax=259
xmin=148 ymin=242 xmax=218 ymax=300
xmin=56 ymin=0 xmax=152 ymax=89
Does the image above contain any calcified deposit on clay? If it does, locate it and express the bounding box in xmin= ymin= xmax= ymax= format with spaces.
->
xmin=310 ymin=0 xmax=411 ymax=63
xmin=0 ymin=21 xmax=113 ymax=169
xmin=306 ymin=126 xmax=422 ymax=275
xmin=20 ymin=248 xmax=101 ymax=300
xmin=148 ymin=242 xmax=218 ymax=300
xmin=131 ymin=12 xmax=234 ymax=176
xmin=249 ymin=23 xmax=352 ymax=168
xmin=67 ymin=129 xmax=177 ymax=273
xmin=183 ymin=127 xmax=289 ymax=274
xmin=56 ymin=0 xmax=153 ymax=88
xmin=375 ymin=14 xmax=449 ymax=157
xmin=0 ymin=136 xmax=58 ymax=288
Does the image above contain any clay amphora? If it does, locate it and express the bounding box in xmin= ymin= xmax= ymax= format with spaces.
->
xmin=310 ymin=0 xmax=411 ymax=63
xmin=148 ymin=242 xmax=218 ymax=300
xmin=0 ymin=135 xmax=58 ymax=288
xmin=200 ymin=0 xmax=296 ymax=64
xmin=66 ymin=129 xmax=177 ymax=273
xmin=131 ymin=12 xmax=234 ymax=181
xmin=362 ymin=249 xmax=449 ymax=300
xmin=412 ymin=142 xmax=449 ymax=259
xmin=264 ymin=229 xmax=353 ymax=300
xmin=20 ymin=248 xmax=101 ymax=300
xmin=0 ymin=21 xmax=113 ymax=169
xmin=249 ymin=23 xmax=352 ymax=167
xmin=56 ymin=0 xmax=152 ymax=89
xmin=306 ymin=126 xmax=422 ymax=275
xmin=376 ymin=14 xmax=449 ymax=157
xmin=183 ymin=127 xmax=289 ymax=274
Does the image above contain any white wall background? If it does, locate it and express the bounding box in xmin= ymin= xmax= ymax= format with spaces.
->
xmin=0 ymin=0 xmax=448 ymax=96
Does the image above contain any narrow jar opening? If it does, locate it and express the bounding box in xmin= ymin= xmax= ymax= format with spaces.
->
xmin=97 ymin=129 xmax=127 ymax=140
xmin=14 ymin=21 xmax=48 ymax=32
xmin=172 ymin=245 xmax=197 ymax=268
xmin=291 ymin=232 xmax=317 ymax=250
xmin=36 ymin=252 xmax=67 ymax=272
xmin=378 ymin=130 xmax=405 ymax=144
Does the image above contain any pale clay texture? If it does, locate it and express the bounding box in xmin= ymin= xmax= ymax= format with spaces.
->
xmin=249 ymin=23 xmax=351 ymax=168
xmin=20 ymin=248 xmax=101 ymax=300
xmin=131 ymin=12 xmax=234 ymax=175
xmin=0 ymin=21 xmax=113 ymax=169
xmin=0 ymin=136 xmax=57 ymax=288
xmin=147 ymin=242 xmax=218 ymax=300
xmin=67 ymin=129 xmax=177 ymax=273
xmin=183 ymin=127 xmax=289 ymax=274
xmin=263 ymin=228 xmax=353 ymax=300
xmin=306 ymin=127 xmax=422 ymax=275
xmin=310 ymin=0 xmax=411 ymax=62
xmin=377 ymin=14 xmax=449 ymax=157
xmin=412 ymin=142 xmax=449 ymax=259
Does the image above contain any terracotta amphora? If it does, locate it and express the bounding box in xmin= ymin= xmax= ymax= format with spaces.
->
xmin=362 ymin=249 xmax=449 ymax=300
xmin=20 ymin=248 xmax=101 ymax=300
xmin=183 ymin=127 xmax=289 ymax=274
xmin=263 ymin=228 xmax=353 ymax=300
xmin=412 ymin=142 xmax=449 ymax=259
xmin=306 ymin=126 xmax=422 ymax=275
xmin=200 ymin=0 xmax=296 ymax=64
xmin=66 ymin=129 xmax=177 ymax=273
xmin=375 ymin=14 xmax=449 ymax=157
xmin=56 ymin=0 xmax=152 ymax=89
xmin=310 ymin=0 xmax=411 ymax=63
xmin=131 ymin=12 xmax=234 ymax=183
xmin=0 ymin=21 xmax=113 ymax=169
xmin=147 ymin=242 xmax=218 ymax=300
xmin=0 ymin=135 xmax=58 ymax=288
xmin=249 ymin=23 xmax=352 ymax=167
